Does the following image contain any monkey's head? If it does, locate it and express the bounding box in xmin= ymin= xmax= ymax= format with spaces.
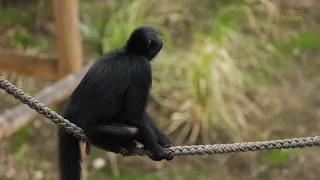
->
xmin=126 ymin=25 xmax=164 ymax=61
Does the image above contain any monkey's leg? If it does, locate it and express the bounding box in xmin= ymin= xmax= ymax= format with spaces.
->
xmin=94 ymin=138 xmax=137 ymax=154
xmin=144 ymin=113 xmax=172 ymax=148
xmin=85 ymin=124 xmax=139 ymax=154
xmin=95 ymin=123 xmax=140 ymax=139
xmin=122 ymin=84 xmax=173 ymax=161
xmin=102 ymin=120 xmax=171 ymax=148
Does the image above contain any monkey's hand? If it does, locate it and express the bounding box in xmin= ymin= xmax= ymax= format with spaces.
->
xmin=146 ymin=148 xmax=174 ymax=161
xmin=156 ymin=132 xmax=172 ymax=148
xmin=134 ymin=124 xmax=174 ymax=161
xmin=145 ymin=113 xmax=172 ymax=148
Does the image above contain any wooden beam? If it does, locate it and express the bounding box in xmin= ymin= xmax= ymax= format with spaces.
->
xmin=0 ymin=61 xmax=94 ymax=140
xmin=0 ymin=48 xmax=58 ymax=79
xmin=52 ymin=0 xmax=83 ymax=78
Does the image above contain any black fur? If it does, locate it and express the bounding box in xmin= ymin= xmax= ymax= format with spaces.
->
xmin=58 ymin=25 xmax=173 ymax=180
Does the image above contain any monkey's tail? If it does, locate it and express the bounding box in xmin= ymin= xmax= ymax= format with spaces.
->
xmin=58 ymin=127 xmax=82 ymax=180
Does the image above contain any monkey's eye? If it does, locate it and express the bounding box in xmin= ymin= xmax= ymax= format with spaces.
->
xmin=148 ymin=40 xmax=153 ymax=46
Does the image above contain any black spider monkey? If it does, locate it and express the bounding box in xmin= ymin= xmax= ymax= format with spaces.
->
xmin=58 ymin=25 xmax=174 ymax=180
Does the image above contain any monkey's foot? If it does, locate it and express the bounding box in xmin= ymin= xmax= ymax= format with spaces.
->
xmin=146 ymin=148 xmax=174 ymax=161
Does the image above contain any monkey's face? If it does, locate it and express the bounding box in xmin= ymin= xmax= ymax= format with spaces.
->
xmin=146 ymin=35 xmax=163 ymax=60
xmin=127 ymin=26 xmax=164 ymax=60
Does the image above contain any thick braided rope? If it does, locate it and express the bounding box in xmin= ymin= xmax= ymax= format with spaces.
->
xmin=121 ymin=136 xmax=320 ymax=156
xmin=0 ymin=76 xmax=87 ymax=141
xmin=1 ymin=76 xmax=320 ymax=157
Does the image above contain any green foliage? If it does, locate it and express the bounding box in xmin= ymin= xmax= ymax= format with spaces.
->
xmin=80 ymin=0 xmax=172 ymax=57
xmin=262 ymin=150 xmax=290 ymax=165
xmin=8 ymin=29 xmax=35 ymax=49
xmin=6 ymin=28 xmax=50 ymax=53
xmin=151 ymin=1 xmax=320 ymax=144
xmin=276 ymin=31 xmax=320 ymax=49
xmin=154 ymin=4 xmax=272 ymax=143
xmin=0 ymin=6 xmax=37 ymax=24
xmin=8 ymin=126 xmax=32 ymax=153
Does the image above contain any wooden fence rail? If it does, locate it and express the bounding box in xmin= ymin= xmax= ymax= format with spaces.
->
xmin=0 ymin=0 xmax=83 ymax=80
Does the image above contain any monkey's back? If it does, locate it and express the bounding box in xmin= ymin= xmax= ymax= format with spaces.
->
xmin=63 ymin=48 xmax=152 ymax=128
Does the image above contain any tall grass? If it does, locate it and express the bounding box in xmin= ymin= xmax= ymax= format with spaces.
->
xmin=151 ymin=1 xmax=306 ymax=144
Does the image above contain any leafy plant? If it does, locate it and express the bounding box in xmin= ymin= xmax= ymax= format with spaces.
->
xmin=262 ymin=149 xmax=291 ymax=165
xmin=151 ymin=2 xmax=309 ymax=144
xmin=0 ymin=6 xmax=37 ymax=25
xmin=80 ymin=0 xmax=172 ymax=57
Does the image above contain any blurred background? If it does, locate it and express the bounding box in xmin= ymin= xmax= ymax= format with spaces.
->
xmin=0 ymin=0 xmax=320 ymax=179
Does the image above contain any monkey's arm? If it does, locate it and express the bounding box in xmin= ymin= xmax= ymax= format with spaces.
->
xmin=144 ymin=113 xmax=172 ymax=147
xmin=123 ymin=81 xmax=173 ymax=160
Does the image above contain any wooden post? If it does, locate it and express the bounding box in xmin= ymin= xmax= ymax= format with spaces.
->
xmin=52 ymin=0 xmax=83 ymax=78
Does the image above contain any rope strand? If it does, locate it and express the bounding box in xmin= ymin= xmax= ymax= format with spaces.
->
xmin=1 ymin=76 xmax=320 ymax=157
